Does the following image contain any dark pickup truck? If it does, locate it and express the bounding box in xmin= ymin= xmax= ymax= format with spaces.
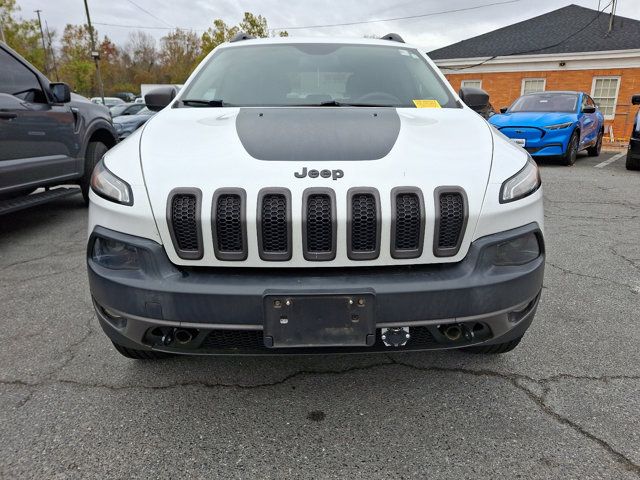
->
xmin=0 ymin=42 xmax=118 ymax=214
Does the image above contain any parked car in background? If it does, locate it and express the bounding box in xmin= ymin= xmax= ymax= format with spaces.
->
xmin=110 ymin=102 xmax=147 ymax=118
xmin=489 ymin=91 xmax=604 ymax=165
xmin=627 ymin=94 xmax=640 ymax=171
xmin=112 ymin=106 xmax=155 ymax=139
xmin=0 ymin=42 xmax=118 ymax=214
xmin=113 ymin=92 xmax=136 ymax=103
xmin=91 ymin=96 xmax=125 ymax=108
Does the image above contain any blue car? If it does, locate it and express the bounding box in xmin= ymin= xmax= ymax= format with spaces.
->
xmin=489 ymin=91 xmax=604 ymax=165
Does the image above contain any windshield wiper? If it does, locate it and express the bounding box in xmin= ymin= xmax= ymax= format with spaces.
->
xmin=181 ymin=99 xmax=231 ymax=107
xmin=317 ymin=100 xmax=395 ymax=107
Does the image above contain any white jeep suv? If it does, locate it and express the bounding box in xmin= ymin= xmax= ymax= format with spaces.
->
xmin=87 ymin=34 xmax=544 ymax=359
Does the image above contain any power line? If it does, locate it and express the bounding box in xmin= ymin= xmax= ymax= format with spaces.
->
xmin=93 ymin=21 xmax=186 ymax=30
xmin=442 ymin=0 xmax=614 ymax=71
xmin=125 ymin=0 xmax=174 ymax=28
xmin=271 ymin=0 xmax=522 ymax=30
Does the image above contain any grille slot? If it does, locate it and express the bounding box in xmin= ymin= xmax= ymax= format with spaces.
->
xmin=434 ymin=189 xmax=467 ymax=257
xmin=348 ymin=189 xmax=380 ymax=260
xmin=167 ymin=189 xmax=202 ymax=260
xmin=391 ymin=188 xmax=424 ymax=259
xmin=257 ymin=189 xmax=292 ymax=261
xmin=303 ymin=189 xmax=336 ymax=261
xmin=212 ymin=189 xmax=247 ymax=261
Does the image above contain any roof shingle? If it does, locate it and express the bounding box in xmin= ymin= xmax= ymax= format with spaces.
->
xmin=429 ymin=4 xmax=640 ymax=60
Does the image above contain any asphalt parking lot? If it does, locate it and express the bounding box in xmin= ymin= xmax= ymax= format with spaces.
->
xmin=0 ymin=151 xmax=638 ymax=479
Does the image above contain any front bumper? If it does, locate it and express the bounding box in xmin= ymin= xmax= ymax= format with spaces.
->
xmin=629 ymin=138 xmax=640 ymax=159
xmin=497 ymin=127 xmax=570 ymax=157
xmin=88 ymin=224 xmax=545 ymax=354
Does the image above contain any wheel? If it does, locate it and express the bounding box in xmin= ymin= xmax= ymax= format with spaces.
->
xmin=111 ymin=341 xmax=174 ymax=360
xmin=627 ymin=152 xmax=640 ymax=171
xmin=587 ymin=130 xmax=603 ymax=157
xmin=462 ymin=336 xmax=523 ymax=354
xmin=80 ymin=141 xmax=108 ymax=204
xmin=561 ymin=131 xmax=579 ymax=166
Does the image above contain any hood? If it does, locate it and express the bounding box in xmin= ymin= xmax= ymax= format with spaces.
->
xmin=138 ymin=106 xmax=495 ymax=267
xmin=489 ymin=111 xmax=577 ymax=128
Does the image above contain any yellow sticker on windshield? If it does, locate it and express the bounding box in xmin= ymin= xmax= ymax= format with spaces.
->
xmin=413 ymin=99 xmax=441 ymax=108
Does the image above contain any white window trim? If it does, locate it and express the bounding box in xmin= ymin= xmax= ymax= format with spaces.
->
xmin=591 ymin=76 xmax=621 ymax=120
xmin=461 ymin=79 xmax=482 ymax=88
xmin=521 ymin=78 xmax=546 ymax=95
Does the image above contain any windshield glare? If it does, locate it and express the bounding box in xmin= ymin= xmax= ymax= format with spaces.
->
xmin=180 ymin=44 xmax=456 ymax=108
xmin=509 ymin=93 xmax=578 ymax=113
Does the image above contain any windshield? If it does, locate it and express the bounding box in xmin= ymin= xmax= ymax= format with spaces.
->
xmin=110 ymin=104 xmax=128 ymax=115
xmin=509 ymin=93 xmax=579 ymax=113
xmin=179 ymin=43 xmax=457 ymax=108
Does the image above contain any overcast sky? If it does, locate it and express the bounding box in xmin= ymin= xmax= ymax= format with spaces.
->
xmin=13 ymin=0 xmax=639 ymax=51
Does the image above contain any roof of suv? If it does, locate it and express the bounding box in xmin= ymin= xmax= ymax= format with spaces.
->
xmin=217 ymin=36 xmax=420 ymax=50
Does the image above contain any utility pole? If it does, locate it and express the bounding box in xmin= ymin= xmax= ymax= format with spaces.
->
xmin=45 ymin=20 xmax=59 ymax=81
xmin=83 ymin=0 xmax=105 ymax=104
xmin=608 ymin=0 xmax=617 ymax=34
xmin=34 ymin=10 xmax=49 ymax=75
xmin=0 ymin=20 xmax=6 ymax=44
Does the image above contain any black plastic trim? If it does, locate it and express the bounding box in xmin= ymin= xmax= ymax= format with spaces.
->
xmin=302 ymin=188 xmax=337 ymax=261
xmin=211 ymin=188 xmax=248 ymax=261
xmin=257 ymin=188 xmax=292 ymax=261
xmin=390 ymin=187 xmax=425 ymax=259
xmin=433 ymin=186 xmax=469 ymax=258
xmin=166 ymin=188 xmax=203 ymax=260
xmin=347 ymin=187 xmax=381 ymax=261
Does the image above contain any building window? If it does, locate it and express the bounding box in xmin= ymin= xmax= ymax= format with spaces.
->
xmin=521 ymin=78 xmax=545 ymax=95
xmin=461 ymin=80 xmax=482 ymax=89
xmin=591 ymin=77 xmax=620 ymax=118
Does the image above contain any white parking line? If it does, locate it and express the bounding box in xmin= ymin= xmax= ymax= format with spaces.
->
xmin=594 ymin=152 xmax=625 ymax=168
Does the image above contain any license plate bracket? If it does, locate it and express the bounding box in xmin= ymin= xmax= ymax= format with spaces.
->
xmin=263 ymin=294 xmax=376 ymax=348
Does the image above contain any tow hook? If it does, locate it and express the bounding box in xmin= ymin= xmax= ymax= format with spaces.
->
xmin=161 ymin=329 xmax=174 ymax=346
xmin=381 ymin=327 xmax=410 ymax=347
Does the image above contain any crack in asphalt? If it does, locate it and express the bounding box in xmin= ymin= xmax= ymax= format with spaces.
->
xmin=546 ymin=262 xmax=636 ymax=291
xmin=2 ymin=358 xmax=638 ymax=473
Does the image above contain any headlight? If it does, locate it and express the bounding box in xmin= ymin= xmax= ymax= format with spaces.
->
xmin=544 ymin=122 xmax=573 ymax=130
xmin=92 ymin=237 xmax=140 ymax=270
xmin=500 ymin=156 xmax=541 ymax=203
xmin=90 ymin=158 xmax=133 ymax=205
xmin=494 ymin=232 xmax=541 ymax=266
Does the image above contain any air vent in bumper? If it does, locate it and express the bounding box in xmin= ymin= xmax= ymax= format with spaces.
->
xmin=434 ymin=187 xmax=468 ymax=257
xmin=347 ymin=188 xmax=381 ymax=260
xmin=257 ymin=188 xmax=292 ymax=261
xmin=390 ymin=187 xmax=425 ymax=259
xmin=167 ymin=188 xmax=203 ymax=260
xmin=212 ymin=188 xmax=247 ymax=261
xmin=302 ymin=188 xmax=336 ymax=261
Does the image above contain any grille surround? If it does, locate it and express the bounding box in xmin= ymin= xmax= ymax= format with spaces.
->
xmin=390 ymin=187 xmax=425 ymax=259
xmin=166 ymin=188 xmax=203 ymax=260
xmin=257 ymin=188 xmax=292 ymax=261
xmin=347 ymin=188 xmax=381 ymax=260
xmin=211 ymin=188 xmax=248 ymax=261
xmin=302 ymin=188 xmax=337 ymax=261
xmin=433 ymin=187 xmax=468 ymax=257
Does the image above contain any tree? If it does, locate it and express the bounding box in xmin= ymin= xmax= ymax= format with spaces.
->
xmin=58 ymin=24 xmax=94 ymax=95
xmin=0 ymin=0 xmax=47 ymax=71
xmin=158 ymin=29 xmax=201 ymax=84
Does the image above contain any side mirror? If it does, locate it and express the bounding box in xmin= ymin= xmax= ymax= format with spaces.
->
xmin=145 ymin=87 xmax=177 ymax=111
xmin=459 ymin=87 xmax=490 ymax=114
xmin=582 ymin=105 xmax=596 ymax=114
xmin=50 ymin=82 xmax=71 ymax=103
xmin=632 ymin=94 xmax=640 ymax=105
xmin=500 ymin=107 xmax=508 ymax=114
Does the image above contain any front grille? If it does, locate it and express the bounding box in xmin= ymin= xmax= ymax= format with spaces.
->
xmin=212 ymin=189 xmax=247 ymax=261
xmin=348 ymin=189 xmax=380 ymax=260
xmin=200 ymin=327 xmax=438 ymax=352
xmin=303 ymin=189 xmax=336 ymax=261
xmin=434 ymin=190 xmax=467 ymax=257
xmin=168 ymin=190 xmax=202 ymax=260
xmin=391 ymin=189 xmax=424 ymax=259
xmin=258 ymin=189 xmax=291 ymax=261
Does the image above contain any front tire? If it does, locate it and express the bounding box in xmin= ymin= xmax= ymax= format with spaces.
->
xmin=462 ymin=336 xmax=523 ymax=354
xmin=561 ymin=131 xmax=579 ymax=166
xmin=80 ymin=141 xmax=108 ymax=205
xmin=112 ymin=341 xmax=174 ymax=360
xmin=587 ymin=130 xmax=603 ymax=157
xmin=627 ymin=152 xmax=640 ymax=171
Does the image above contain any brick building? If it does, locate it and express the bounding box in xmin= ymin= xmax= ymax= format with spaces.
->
xmin=429 ymin=4 xmax=640 ymax=142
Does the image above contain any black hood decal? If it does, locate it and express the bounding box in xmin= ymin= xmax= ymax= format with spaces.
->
xmin=236 ymin=108 xmax=400 ymax=161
